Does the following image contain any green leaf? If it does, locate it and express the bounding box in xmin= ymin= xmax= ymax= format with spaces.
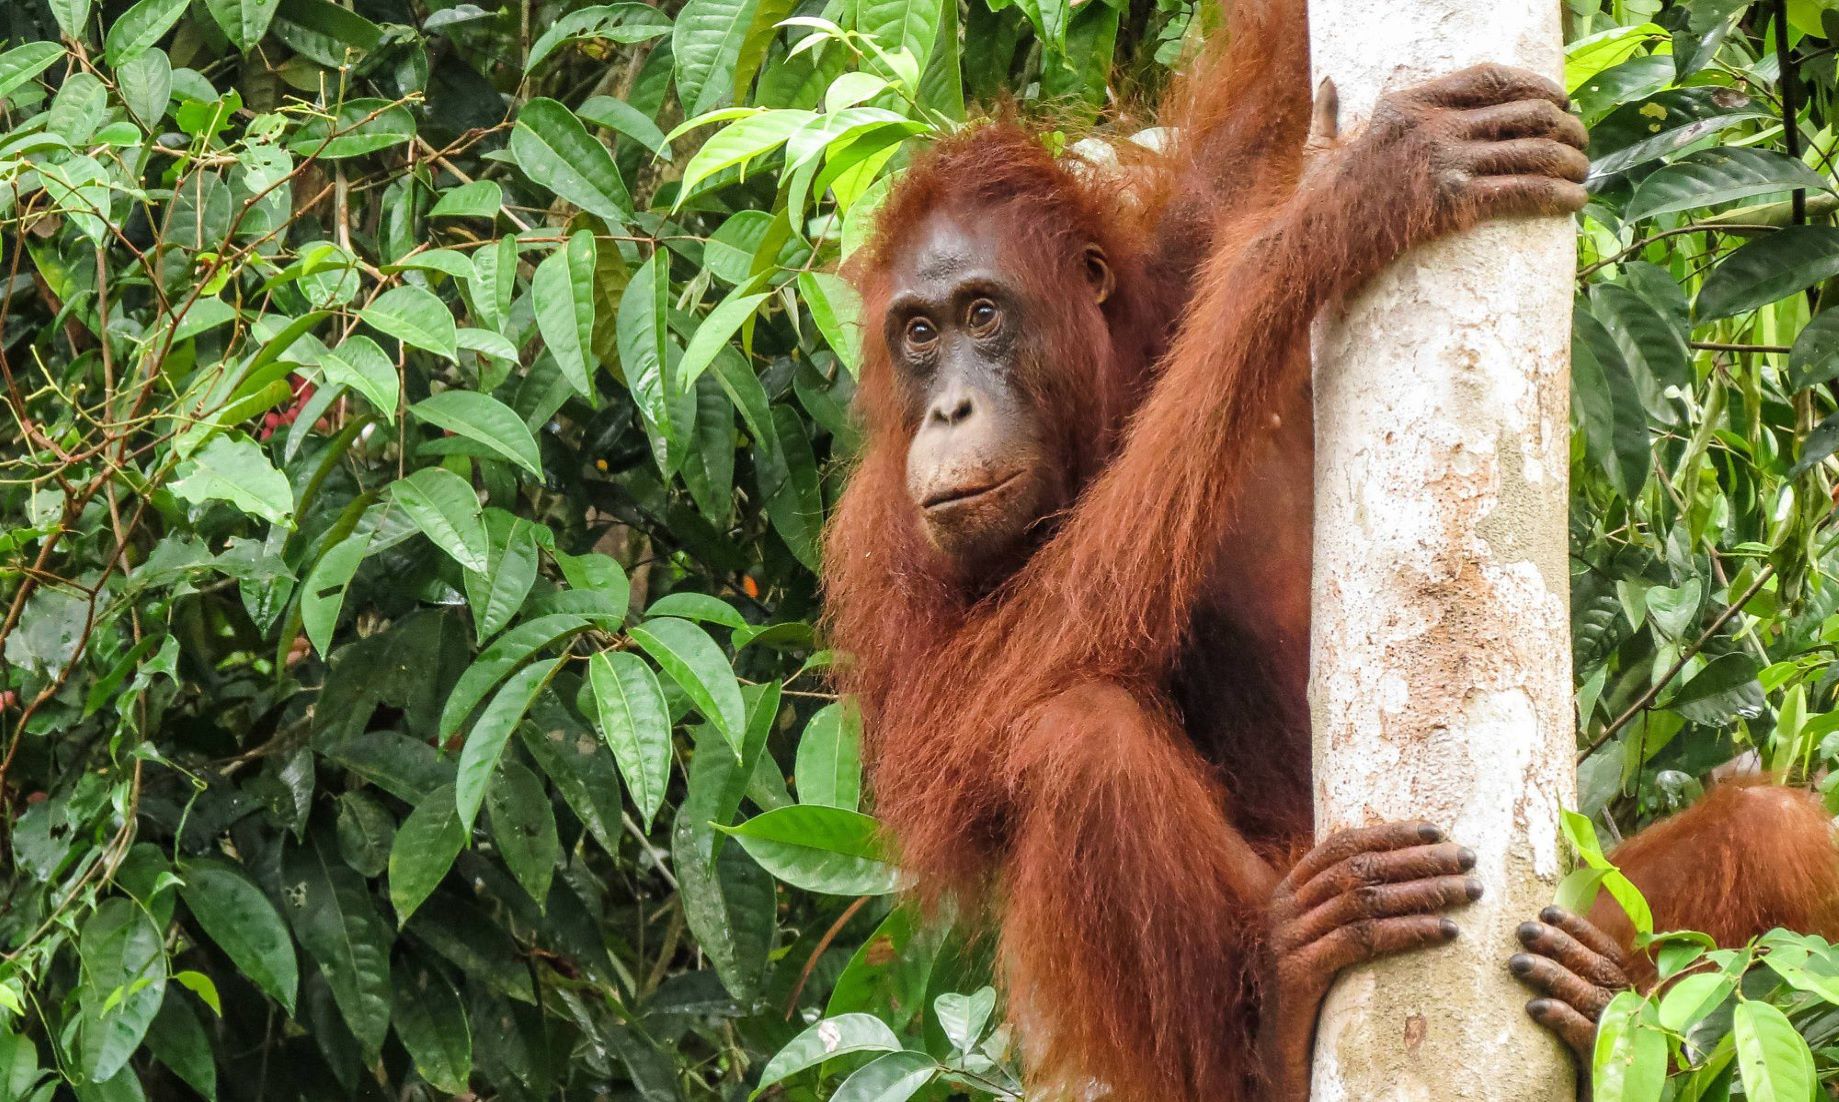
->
xmin=362 ymin=284 xmax=459 ymax=361
xmin=721 ymin=805 xmax=900 ymax=895
xmin=616 ymin=251 xmax=681 ymax=474
xmin=321 ymin=335 xmax=400 ymax=421
xmin=795 ymin=701 xmax=862 ymax=811
xmin=676 ymin=110 xmax=813 ymax=201
xmin=1666 ymin=651 xmax=1765 ymax=724
xmin=1789 ymin=310 xmax=1839 ymax=391
xmin=438 ymin=614 xmax=594 ymax=739
xmin=462 ymin=513 xmax=539 ymax=643
xmin=646 ymin=592 xmax=747 ymax=628
xmin=677 ymin=289 xmax=772 ymax=394
xmin=754 ymin=1014 xmax=902 ymax=1095
xmin=388 ymin=784 xmax=466 ymax=926
xmin=858 ymin=0 xmax=943 ymax=70
xmin=831 ymin=1051 xmax=936 ymax=1102
xmin=1627 ymin=147 xmax=1831 ymax=221
xmin=1696 ymin=225 xmax=1839 ymax=321
xmin=50 ymin=0 xmax=94 ymax=37
xmin=178 ymin=858 xmax=299 ymax=1014
xmin=629 ymin=617 xmax=747 ymax=756
xmin=429 ymin=179 xmax=503 ymax=219
xmin=335 ymin=791 xmax=396 ymax=877
xmin=281 ymin=830 xmax=392 ymax=1054
xmin=798 ymin=271 xmax=862 ymax=375
xmin=578 ymin=94 xmax=673 ymax=160
xmin=485 ymin=761 xmax=560 ymax=906
xmin=588 ymin=651 xmax=673 ymax=829
xmin=412 ymin=391 xmax=544 ymax=477
xmin=144 ymin=994 xmax=216 ymax=1100
xmin=526 ymin=3 xmax=673 ymax=70
xmin=1656 ymin=972 xmax=1735 ymax=1032
xmin=1571 ymin=304 xmax=1650 ymax=500
xmin=511 ymin=98 xmax=633 ymax=224
xmin=288 ymin=99 xmax=415 ymax=159
xmin=533 ymin=231 xmax=599 ymax=395
xmin=555 ymin=550 xmax=631 ymax=622
xmin=758 ymin=404 xmax=825 ymax=570
xmin=0 ymin=42 xmax=63 ymax=101
xmin=391 ymin=957 xmax=471 ymax=1094
xmin=934 ymin=987 xmax=996 ymax=1052
xmin=104 ymin=0 xmax=187 ymax=65
xmin=456 ymin=657 xmax=562 ymax=829
xmin=1734 ymin=1000 xmax=1815 ymax=1102
xmin=301 ymin=523 xmax=372 ymax=656
xmin=205 ymin=0 xmax=283 ymax=51
xmin=78 ymin=899 xmax=167 ymax=1082
xmin=1591 ymin=991 xmax=1666 ymax=1102
xmin=388 ymin=467 xmax=488 ymax=572
xmin=674 ymin=0 xmax=762 ymax=117
xmin=169 ymin=434 xmax=294 ymax=526
xmin=115 ymin=47 xmax=172 ymax=124
xmin=519 ymin=700 xmax=627 ymax=856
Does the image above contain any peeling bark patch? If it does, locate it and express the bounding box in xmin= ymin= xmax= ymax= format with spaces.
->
xmin=1404 ymin=1013 xmax=1428 ymax=1051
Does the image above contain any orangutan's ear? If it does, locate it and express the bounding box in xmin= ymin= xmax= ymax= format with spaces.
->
xmin=1084 ymin=245 xmax=1115 ymax=306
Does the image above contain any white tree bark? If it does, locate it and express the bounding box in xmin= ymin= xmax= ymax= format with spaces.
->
xmin=1307 ymin=2 xmax=1578 ymax=1100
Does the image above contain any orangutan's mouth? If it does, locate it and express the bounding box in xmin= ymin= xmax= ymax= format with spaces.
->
xmin=922 ymin=471 xmax=1022 ymax=510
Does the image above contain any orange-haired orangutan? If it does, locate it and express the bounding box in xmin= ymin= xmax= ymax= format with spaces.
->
xmin=819 ymin=0 xmax=1838 ymax=1098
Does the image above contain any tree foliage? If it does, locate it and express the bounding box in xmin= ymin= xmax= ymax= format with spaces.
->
xmin=1 ymin=0 xmax=1838 ymax=1098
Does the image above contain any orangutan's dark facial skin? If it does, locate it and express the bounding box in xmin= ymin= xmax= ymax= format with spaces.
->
xmin=886 ymin=213 xmax=1109 ymax=575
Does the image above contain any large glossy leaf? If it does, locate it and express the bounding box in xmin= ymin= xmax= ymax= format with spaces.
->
xmin=1696 ymin=225 xmax=1839 ymax=320
xmin=282 ymin=832 xmax=392 ymax=1054
xmin=1734 ymin=1000 xmax=1815 ymax=1102
xmin=795 ymin=701 xmax=862 ymax=811
xmin=320 ymin=335 xmax=399 ymax=421
xmin=588 ymin=650 xmax=673 ymax=829
xmin=519 ymin=700 xmax=627 ymax=856
xmin=388 ymin=467 xmax=488 ymax=573
xmin=77 ymin=899 xmax=167 ymax=1081
xmin=144 ymin=995 xmax=216 ymax=1100
xmin=1589 ymin=282 xmax=1689 ymax=424
xmin=676 ymin=110 xmax=812 ymax=201
xmin=755 ymin=1015 xmax=902 ymax=1093
xmin=721 ymin=805 xmax=900 ymax=895
xmin=617 ymin=252 xmax=685 ymax=475
xmin=438 ymin=614 xmax=593 ymax=739
xmin=455 ymin=657 xmax=562 ymax=828
xmin=485 ymin=761 xmax=559 ymax=906
xmin=205 ymin=0 xmax=283 ymax=50
xmin=411 ymin=391 xmax=543 ymax=477
xmin=510 ymin=99 xmax=632 ymax=224
xmin=830 ymin=1051 xmax=936 ymax=1102
xmin=1666 ymin=651 xmax=1764 ymax=724
xmin=388 ymin=784 xmax=466 ymax=926
xmin=1626 ymin=147 xmax=1831 ymax=220
xmin=1789 ymin=310 xmax=1839 ymax=391
xmin=461 ymin=513 xmax=539 ymax=644
xmin=362 ymin=285 xmax=458 ymax=361
xmin=179 ymin=859 xmax=299 ymax=1014
xmin=104 ymin=0 xmax=187 ymax=64
xmin=1571 ymin=304 xmax=1650 ymax=499
xmin=629 ymin=617 xmax=746 ymax=756
xmin=391 ymin=957 xmax=471 ymax=1094
xmin=169 ymin=434 xmax=294 ymax=526
xmin=1591 ymin=991 xmax=1666 ymax=1102
xmin=577 ymin=95 xmax=673 ymax=160
xmin=533 ymin=231 xmax=599 ymax=394
xmin=674 ymin=0 xmax=762 ymax=117
xmin=677 ymin=288 xmax=772 ymax=394
xmin=526 ymin=3 xmax=673 ymax=70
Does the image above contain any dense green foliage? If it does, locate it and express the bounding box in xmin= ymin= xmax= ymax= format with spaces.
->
xmin=3 ymin=0 xmax=1839 ymax=1097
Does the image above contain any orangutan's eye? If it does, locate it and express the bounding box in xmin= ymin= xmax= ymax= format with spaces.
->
xmin=968 ymin=299 xmax=1000 ymax=333
xmin=905 ymin=317 xmax=938 ymax=348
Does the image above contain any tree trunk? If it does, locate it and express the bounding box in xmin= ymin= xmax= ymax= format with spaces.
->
xmin=1306 ymin=2 xmax=1579 ymax=1100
